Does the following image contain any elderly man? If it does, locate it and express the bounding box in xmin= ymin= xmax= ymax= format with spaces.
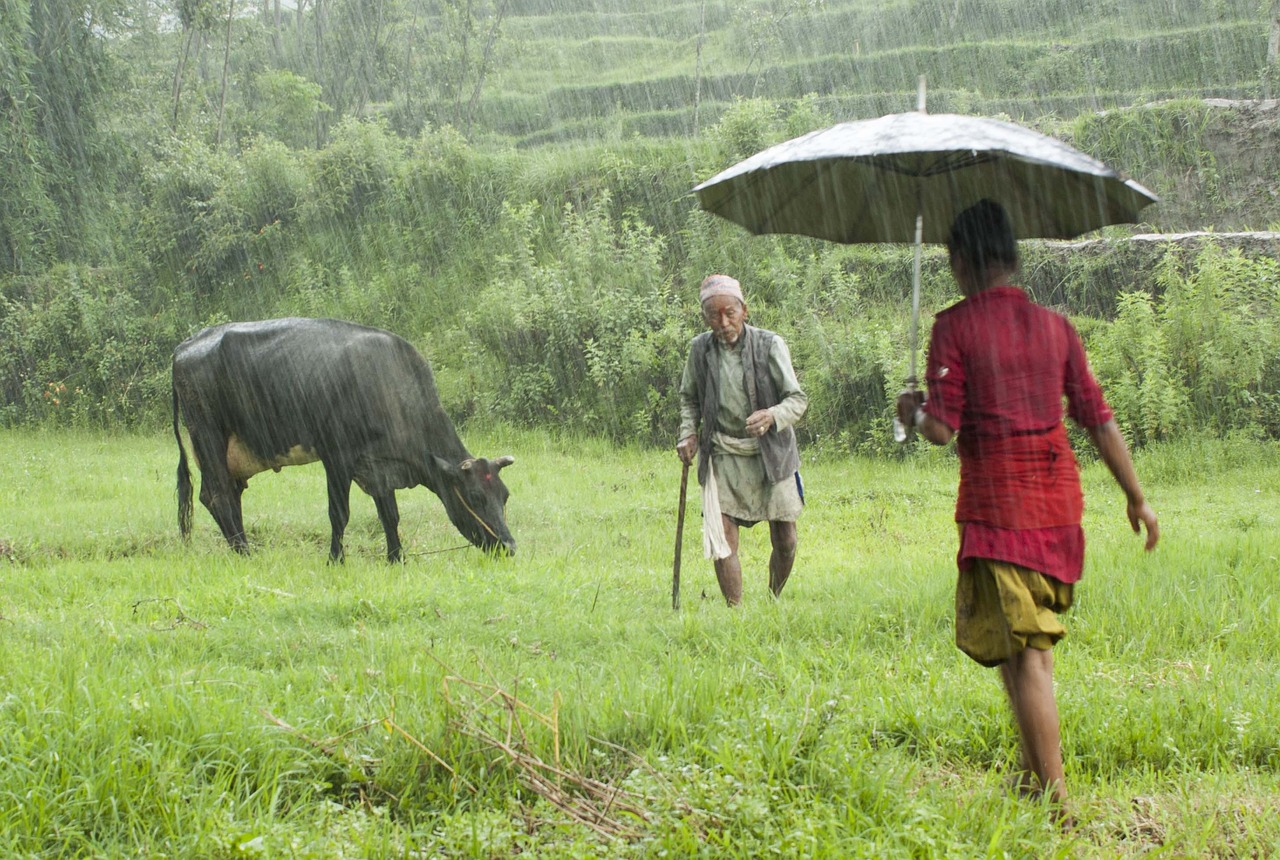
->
xmin=676 ymin=274 xmax=808 ymax=606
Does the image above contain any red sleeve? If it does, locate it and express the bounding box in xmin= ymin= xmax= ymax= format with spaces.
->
xmin=1062 ymin=318 xmax=1113 ymax=428
xmin=923 ymin=314 xmax=965 ymax=432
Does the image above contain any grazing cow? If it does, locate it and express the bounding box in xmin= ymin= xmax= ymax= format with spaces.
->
xmin=172 ymin=317 xmax=515 ymax=561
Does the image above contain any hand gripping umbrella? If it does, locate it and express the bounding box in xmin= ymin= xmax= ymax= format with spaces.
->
xmin=693 ymin=89 xmax=1157 ymax=438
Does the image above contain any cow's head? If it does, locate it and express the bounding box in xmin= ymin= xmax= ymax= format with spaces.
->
xmin=435 ymin=455 xmax=516 ymax=555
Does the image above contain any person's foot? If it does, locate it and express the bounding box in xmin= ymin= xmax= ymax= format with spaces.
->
xmin=1052 ymin=802 xmax=1078 ymax=834
xmin=1004 ymin=770 xmax=1039 ymax=799
xmin=1005 ymin=772 xmax=1075 ymax=830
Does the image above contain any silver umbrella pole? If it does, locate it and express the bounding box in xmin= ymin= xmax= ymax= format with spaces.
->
xmin=894 ymin=77 xmax=928 ymax=443
xmin=893 ymin=207 xmax=925 ymax=444
xmin=909 ymin=208 xmax=923 ymax=382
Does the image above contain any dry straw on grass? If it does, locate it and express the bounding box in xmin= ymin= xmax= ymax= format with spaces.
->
xmin=264 ymin=667 xmax=710 ymax=841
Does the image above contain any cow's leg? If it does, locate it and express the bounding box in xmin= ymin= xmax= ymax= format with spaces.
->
xmin=191 ymin=434 xmax=250 ymax=554
xmin=323 ymin=461 xmax=352 ymax=563
xmin=372 ymin=492 xmax=402 ymax=562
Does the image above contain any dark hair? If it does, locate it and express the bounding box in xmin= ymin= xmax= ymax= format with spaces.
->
xmin=946 ymin=199 xmax=1018 ymax=275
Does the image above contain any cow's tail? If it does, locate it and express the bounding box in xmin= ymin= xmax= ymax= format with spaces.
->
xmin=174 ymin=382 xmax=193 ymax=540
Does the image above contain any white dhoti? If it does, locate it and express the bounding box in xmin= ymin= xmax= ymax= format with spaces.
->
xmin=700 ymin=432 xmax=802 ymax=559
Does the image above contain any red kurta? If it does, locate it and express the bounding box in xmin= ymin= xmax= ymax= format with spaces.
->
xmin=922 ymin=287 xmax=1113 ymax=583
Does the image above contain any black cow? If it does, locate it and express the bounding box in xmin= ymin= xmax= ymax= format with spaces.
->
xmin=172 ymin=317 xmax=515 ymax=561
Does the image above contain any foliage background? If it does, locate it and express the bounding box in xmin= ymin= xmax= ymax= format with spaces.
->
xmin=3 ymin=0 xmax=1280 ymax=452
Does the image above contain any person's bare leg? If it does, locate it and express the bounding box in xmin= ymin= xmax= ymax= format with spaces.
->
xmin=712 ymin=517 xmax=742 ymax=606
xmin=767 ymin=520 xmax=797 ymax=597
xmin=1001 ymin=648 xmax=1067 ymax=807
xmin=998 ymin=662 xmax=1037 ymax=797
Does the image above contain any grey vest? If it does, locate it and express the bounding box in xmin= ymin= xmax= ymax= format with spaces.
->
xmin=689 ymin=325 xmax=801 ymax=486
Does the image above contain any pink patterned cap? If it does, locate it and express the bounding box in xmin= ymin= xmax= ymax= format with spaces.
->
xmin=699 ymin=274 xmax=744 ymax=305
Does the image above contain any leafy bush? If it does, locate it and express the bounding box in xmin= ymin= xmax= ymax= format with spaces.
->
xmin=1085 ymin=243 xmax=1280 ymax=444
xmin=0 ymin=266 xmax=178 ymax=427
xmin=447 ymin=194 xmax=693 ymax=444
xmin=241 ymin=69 xmax=329 ymax=151
xmin=306 ymin=117 xmax=406 ymax=222
xmin=1088 ymin=290 xmax=1190 ymax=445
xmin=138 ymin=138 xmax=243 ymax=290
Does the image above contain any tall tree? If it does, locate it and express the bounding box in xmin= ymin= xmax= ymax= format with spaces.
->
xmin=172 ymin=0 xmax=218 ymax=130
xmin=267 ymin=0 xmax=284 ymax=63
xmin=324 ymin=0 xmax=396 ymax=119
xmin=216 ymin=0 xmax=235 ymax=146
xmin=1268 ymin=0 xmax=1280 ymax=100
xmin=0 ymin=1 xmax=56 ymax=272
xmin=433 ymin=0 xmax=511 ymax=137
xmin=3 ymin=0 xmax=121 ymax=268
xmin=693 ymin=0 xmax=706 ymax=136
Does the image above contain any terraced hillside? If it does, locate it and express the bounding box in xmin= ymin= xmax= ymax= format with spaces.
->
xmin=478 ymin=0 xmax=1270 ymax=146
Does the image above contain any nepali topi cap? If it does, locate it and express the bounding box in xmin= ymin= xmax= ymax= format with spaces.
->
xmin=699 ymin=274 xmax=744 ymax=305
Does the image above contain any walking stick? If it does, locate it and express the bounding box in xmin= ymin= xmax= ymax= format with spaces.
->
xmin=672 ymin=461 xmax=690 ymax=610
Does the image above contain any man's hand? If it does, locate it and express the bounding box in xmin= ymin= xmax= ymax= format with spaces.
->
xmin=745 ymin=409 xmax=775 ymax=438
xmin=676 ymin=434 xmax=698 ymax=466
xmin=896 ymin=388 xmax=924 ymax=430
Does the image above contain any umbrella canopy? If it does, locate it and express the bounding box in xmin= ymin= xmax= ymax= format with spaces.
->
xmin=693 ymin=111 xmax=1158 ymax=245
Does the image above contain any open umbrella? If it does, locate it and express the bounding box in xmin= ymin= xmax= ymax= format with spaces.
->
xmin=693 ymin=92 xmax=1157 ymax=436
xmin=692 ymin=111 xmax=1158 ymax=245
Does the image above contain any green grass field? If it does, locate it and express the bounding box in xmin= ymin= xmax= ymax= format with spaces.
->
xmin=1 ymin=428 xmax=1277 ymax=858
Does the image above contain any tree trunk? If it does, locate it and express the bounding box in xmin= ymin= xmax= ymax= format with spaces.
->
xmin=692 ymin=0 xmax=705 ymax=136
xmin=454 ymin=0 xmax=473 ymax=129
xmin=1268 ymin=0 xmax=1280 ymax=100
xmin=356 ymin=0 xmax=387 ymax=118
xmin=270 ymin=0 xmax=283 ymax=63
xmin=404 ymin=0 xmax=421 ymax=129
xmin=216 ymin=0 xmax=234 ymax=147
xmin=172 ymin=24 xmax=197 ymax=130
xmin=464 ymin=0 xmax=509 ymax=137
xmin=315 ymin=0 xmax=326 ymax=146
xmin=296 ymin=0 xmax=307 ymax=61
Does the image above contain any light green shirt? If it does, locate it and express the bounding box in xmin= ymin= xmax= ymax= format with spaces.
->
xmin=677 ymin=335 xmax=807 ymax=442
xmin=677 ymin=334 xmax=807 ymax=522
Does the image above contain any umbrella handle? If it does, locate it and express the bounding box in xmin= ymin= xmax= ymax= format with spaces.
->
xmin=898 ymin=204 xmax=924 ymax=445
xmin=893 ymin=376 xmax=919 ymax=444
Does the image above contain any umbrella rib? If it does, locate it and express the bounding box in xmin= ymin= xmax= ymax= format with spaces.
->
xmin=872 ymin=151 xmax=1000 ymax=179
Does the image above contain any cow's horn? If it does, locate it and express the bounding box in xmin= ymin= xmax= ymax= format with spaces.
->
xmin=494 ymin=455 xmax=515 ymax=469
xmin=460 ymin=458 xmax=477 ymax=471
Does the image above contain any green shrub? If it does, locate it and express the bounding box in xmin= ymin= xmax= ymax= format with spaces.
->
xmin=305 ymin=117 xmax=406 ymax=222
xmin=448 ymin=193 xmax=693 ymax=444
xmin=0 ymin=266 xmax=178 ymax=427
xmin=1088 ymin=290 xmax=1189 ymax=445
xmin=1085 ymin=243 xmax=1280 ymax=444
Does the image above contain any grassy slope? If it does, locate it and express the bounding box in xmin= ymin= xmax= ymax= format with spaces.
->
xmin=1 ymin=428 xmax=1277 ymax=857
xmin=484 ymin=0 xmax=1265 ymax=144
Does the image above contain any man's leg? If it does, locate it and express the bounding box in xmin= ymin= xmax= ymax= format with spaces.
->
xmin=712 ymin=516 xmax=742 ymax=606
xmin=998 ymin=662 xmax=1036 ymax=796
xmin=767 ymin=520 xmax=797 ymax=597
xmin=999 ymin=647 xmax=1066 ymax=806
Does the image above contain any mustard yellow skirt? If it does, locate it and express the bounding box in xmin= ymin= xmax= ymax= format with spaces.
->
xmin=955 ymin=557 xmax=1073 ymax=667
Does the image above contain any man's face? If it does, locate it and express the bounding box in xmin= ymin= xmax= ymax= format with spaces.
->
xmin=702 ymin=295 xmax=747 ymax=346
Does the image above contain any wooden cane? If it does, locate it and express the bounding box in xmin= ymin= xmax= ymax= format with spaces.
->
xmin=672 ymin=461 xmax=690 ymax=610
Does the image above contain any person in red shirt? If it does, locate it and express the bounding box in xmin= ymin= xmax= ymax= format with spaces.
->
xmin=897 ymin=199 xmax=1159 ymax=819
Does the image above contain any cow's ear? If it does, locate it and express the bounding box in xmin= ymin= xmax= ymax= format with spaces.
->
xmin=432 ymin=455 xmax=459 ymax=478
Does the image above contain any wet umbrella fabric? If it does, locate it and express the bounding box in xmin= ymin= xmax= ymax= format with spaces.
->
xmin=692 ymin=111 xmax=1157 ymax=245
xmin=694 ymin=111 xmax=1157 ymax=441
